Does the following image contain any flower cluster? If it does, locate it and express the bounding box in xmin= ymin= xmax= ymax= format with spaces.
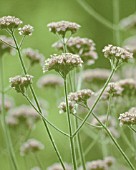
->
xmin=9 ymin=75 xmax=33 ymax=93
xmin=22 ymin=48 xmax=44 ymax=65
xmin=19 ymin=24 xmax=34 ymax=36
xmin=0 ymin=35 xmax=15 ymax=56
xmin=0 ymin=16 xmax=22 ymax=30
xmin=102 ymin=82 xmax=123 ymax=100
xmin=102 ymin=44 xmax=133 ymax=63
xmin=38 ymin=74 xmax=63 ymax=88
xmin=43 ymin=53 xmax=83 ymax=78
xmin=79 ymin=157 xmax=115 ymax=170
xmin=6 ymin=105 xmax=40 ymax=128
xmin=47 ymin=21 xmax=80 ymax=37
xmin=53 ymin=36 xmax=98 ymax=65
xmin=20 ymin=138 xmax=44 ymax=156
xmin=68 ymin=89 xmax=94 ymax=104
xmin=58 ymin=100 xmax=76 ymax=114
xmin=119 ymin=107 xmax=136 ymax=126
xmin=47 ymin=163 xmax=72 ymax=170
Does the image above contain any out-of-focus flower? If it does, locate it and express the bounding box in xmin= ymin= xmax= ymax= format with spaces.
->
xmin=37 ymin=74 xmax=63 ymax=88
xmin=20 ymin=138 xmax=44 ymax=156
xmin=0 ymin=95 xmax=14 ymax=114
xmin=0 ymin=35 xmax=15 ymax=56
xmin=0 ymin=16 xmax=22 ymax=29
xmin=85 ymin=160 xmax=108 ymax=170
xmin=9 ymin=75 xmax=33 ymax=93
xmin=6 ymin=105 xmax=40 ymax=128
xmin=22 ymin=48 xmax=44 ymax=65
xmin=53 ymin=37 xmax=98 ymax=65
xmin=102 ymin=44 xmax=133 ymax=63
xmin=119 ymin=107 xmax=136 ymax=126
xmin=104 ymin=156 xmax=115 ymax=167
xmin=43 ymin=53 xmax=83 ymax=78
xmin=102 ymin=82 xmax=123 ymax=100
xmin=120 ymin=14 xmax=136 ymax=30
xmin=31 ymin=167 xmax=41 ymax=170
xmin=47 ymin=21 xmax=80 ymax=37
xmin=91 ymin=115 xmax=119 ymax=138
xmin=18 ymin=25 xmax=34 ymax=36
xmin=47 ymin=163 xmax=72 ymax=170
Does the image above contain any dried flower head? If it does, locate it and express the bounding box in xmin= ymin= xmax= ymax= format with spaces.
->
xmin=53 ymin=37 xmax=98 ymax=65
xmin=18 ymin=24 xmax=34 ymax=36
xmin=119 ymin=107 xmax=136 ymax=126
xmin=6 ymin=105 xmax=40 ymax=128
xmin=43 ymin=53 xmax=83 ymax=78
xmin=38 ymin=74 xmax=63 ymax=88
xmin=47 ymin=163 xmax=72 ymax=170
xmin=9 ymin=75 xmax=33 ymax=93
xmin=58 ymin=100 xmax=76 ymax=114
xmin=102 ymin=82 xmax=123 ymax=100
xmin=0 ymin=16 xmax=22 ymax=30
xmin=68 ymin=89 xmax=94 ymax=104
xmin=0 ymin=35 xmax=15 ymax=56
xmin=20 ymin=138 xmax=44 ymax=156
xmin=22 ymin=48 xmax=44 ymax=65
xmin=102 ymin=44 xmax=133 ymax=63
xmin=120 ymin=14 xmax=136 ymax=30
xmin=47 ymin=21 xmax=80 ymax=37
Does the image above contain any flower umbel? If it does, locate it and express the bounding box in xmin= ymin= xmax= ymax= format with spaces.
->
xmin=43 ymin=53 xmax=83 ymax=78
xmin=0 ymin=16 xmax=22 ymax=30
xmin=18 ymin=24 xmax=34 ymax=36
xmin=9 ymin=75 xmax=33 ymax=93
xmin=47 ymin=21 xmax=80 ymax=37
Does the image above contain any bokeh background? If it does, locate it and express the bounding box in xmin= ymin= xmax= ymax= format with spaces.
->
xmin=0 ymin=0 xmax=136 ymax=169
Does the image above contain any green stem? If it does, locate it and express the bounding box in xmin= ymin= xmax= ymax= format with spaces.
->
xmin=77 ymin=0 xmax=117 ymax=30
xmin=0 ymin=57 xmax=19 ymax=170
xmin=11 ymin=32 xmax=66 ymax=170
xmin=22 ymin=93 xmax=69 ymax=137
xmin=129 ymin=126 xmax=136 ymax=134
xmin=73 ymin=68 xmax=116 ymax=137
xmin=113 ymin=0 xmax=121 ymax=45
xmin=64 ymin=78 xmax=77 ymax=170
xmin=92 ymin=112 xmax=135 ymax=170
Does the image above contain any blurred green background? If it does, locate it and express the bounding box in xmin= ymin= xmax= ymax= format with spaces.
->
xmin=0 ymin=0 xmax=136 ymax=169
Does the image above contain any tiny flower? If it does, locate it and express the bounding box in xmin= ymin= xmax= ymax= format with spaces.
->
xmin=0 ymin=16 xmax=22 ymax=30
xmin=37 ymin=74 xmax=63 ymax=88
xmin=9 ymin=75 xmax=33 ymax=93
xmin=18 ymin=24 xmax=34 ymax=36
xmin=58 ymin=100 xmax=76 ymax=114
xmin=119 ymin=107 xmax=136 ymax=126
xmin=43 ymin=53 xmax=83 ymax=78
xmin=47 ymin=163 xmax=72 ymax=170
xmin=22 ymin=48 xmax=44 ymax=65
xmin=68 ymin=89 xmax=94 ymax=104
xmin=85 ymin=160 xmax=108 ymax=170
xmin=102 ymin=44 xmax=133 ymax=64
xmin=0 ymin=35 xmax=15 ymax=56
xmin=102 ymin=82 xmax=123 ymax=100
xmin=20 ymin=138 xmax=44 ymax=156
xmin=47 ymin=21 xmax=80 ymax=37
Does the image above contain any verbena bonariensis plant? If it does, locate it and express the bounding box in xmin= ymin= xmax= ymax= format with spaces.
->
xmin=0 ymin=12 xmax=136 ymax=170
